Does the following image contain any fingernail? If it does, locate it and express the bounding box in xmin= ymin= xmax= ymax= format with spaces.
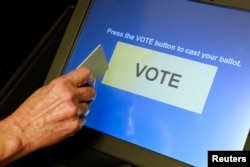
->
xmin=87 ymin=75 xmax=96 ymax=87
xmin=79 ymin=118 xmax=86 ymax=129
xmin=84 ymin=109 xmax=90 ymax=116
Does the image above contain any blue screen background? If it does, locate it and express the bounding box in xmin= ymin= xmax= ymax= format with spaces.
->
xmin=64 ymin=0 xmax=250 ymax=166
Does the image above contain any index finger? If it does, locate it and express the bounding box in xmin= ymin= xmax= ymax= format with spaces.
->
xmin=65 ymin=67 xmax=92 ymax=87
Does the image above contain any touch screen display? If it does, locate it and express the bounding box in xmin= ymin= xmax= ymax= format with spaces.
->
xmin=63 ymin=0 xmax=250 ymax=166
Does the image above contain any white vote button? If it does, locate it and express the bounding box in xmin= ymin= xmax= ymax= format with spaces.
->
xmin=102 ymin=42 xmax=217 ymax=114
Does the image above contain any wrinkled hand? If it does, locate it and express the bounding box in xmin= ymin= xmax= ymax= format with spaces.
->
xmin=0 ymin=67 xmax=96 ymax=166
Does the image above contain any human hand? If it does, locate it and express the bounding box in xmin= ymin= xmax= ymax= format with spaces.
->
xmin=0 ymin=67 xmax=95 ymax=165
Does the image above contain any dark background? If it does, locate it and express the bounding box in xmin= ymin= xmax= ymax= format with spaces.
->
xmin=1 ymin=1 xmax=248 ymax=167
xmin=1 ymin=0 xmax=76 ymax=92
xmin=0 ymin=1 xmax=128 ymax=166
xmin=0 ymin=0 xmax=77 ymax=119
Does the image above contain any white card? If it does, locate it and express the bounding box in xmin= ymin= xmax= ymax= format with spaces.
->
xmin=77 ymin=44 xmax=108 ymax=80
